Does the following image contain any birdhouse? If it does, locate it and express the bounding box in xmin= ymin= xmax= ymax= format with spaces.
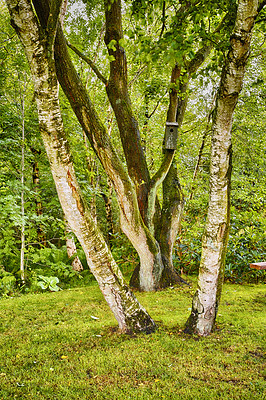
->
xmin=165 ymin=122 xmax=179 ymax=150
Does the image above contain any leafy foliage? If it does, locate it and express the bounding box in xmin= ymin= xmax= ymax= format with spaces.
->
xmin=0 ymin=268 xmax=16 ymax=297
xmin=36 ymin=275 xmax=61 ymax=292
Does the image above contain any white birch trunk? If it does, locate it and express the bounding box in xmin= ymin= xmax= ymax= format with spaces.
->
xmin=65 ymin=218 xmax=83 ymax=272
xmin=185 ymin=0 xmax=259 ymax=336
xmin=6 ymin=0 xmax=155 ymax=333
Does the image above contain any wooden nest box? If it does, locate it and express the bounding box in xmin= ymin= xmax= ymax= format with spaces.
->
xmin=165 ymin=122 xmax=179 ymax=150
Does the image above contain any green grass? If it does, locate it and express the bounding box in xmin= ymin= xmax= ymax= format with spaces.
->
xmin=0 ymin=279 xmax=265 ymax=399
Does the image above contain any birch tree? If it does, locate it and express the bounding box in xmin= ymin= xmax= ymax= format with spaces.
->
xmin=185 ymin=0 xmax=262 ymax=336
xmin=5 ymin=0 xmax=155 ymax=334
xmin=32 ymin=0 xmax=237 ymax=291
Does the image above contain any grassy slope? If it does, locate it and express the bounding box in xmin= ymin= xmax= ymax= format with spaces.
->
xmin=0 ymin=280 xmax=265 ymax=400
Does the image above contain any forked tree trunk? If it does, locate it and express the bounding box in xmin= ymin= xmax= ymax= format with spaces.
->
xmin=31 ymin=0 xmax=164 ymax=292
xmin=156 ymin=7 xmax=235 ymax=284
xmin=6 ymin=0 xmax=156 ymax=333
xmin=185 ymin=0 xmax=258 ymax=336
xmin=31 ymin=0 xmax=233 ymax=292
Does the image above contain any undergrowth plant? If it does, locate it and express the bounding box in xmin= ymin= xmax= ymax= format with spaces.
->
xmin=36 ymin=275 xmax=61 ymax=292
xmin=175 ymin=199 xmax=265 ymax=283
xmin=0 ymin=268 xmax=16 ymax=297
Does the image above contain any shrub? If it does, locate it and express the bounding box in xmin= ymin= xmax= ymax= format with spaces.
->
xmin=0 ymin=269 xmax=16 ymax=297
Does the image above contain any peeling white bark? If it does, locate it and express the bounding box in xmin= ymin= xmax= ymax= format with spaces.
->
xmin=6 ymin=0 xmax=155 ymax=333
xmin=65 ymin=219 xmax=83 ymax=272
xmin=185 ymin=0 xmax=258 ymax=336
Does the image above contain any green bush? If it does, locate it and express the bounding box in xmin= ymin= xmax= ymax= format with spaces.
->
xmin=0 ymin=269 xmax=16 ymax=297
xmin=176 ymin=204 xmax=265 ymax=283
xmin=225 ymin=208 xmax=266 ymax=283
xmin=28 ymin=244 xmax=87 ymax=287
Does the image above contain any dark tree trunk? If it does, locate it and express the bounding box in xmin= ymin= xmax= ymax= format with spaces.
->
xmin=104 ymin=0 xmax=151 ymax=223
xmin=101 ymin=177 xmax=115 ymax=244
xmin=157 ymin=43 xmax=213 ymax=286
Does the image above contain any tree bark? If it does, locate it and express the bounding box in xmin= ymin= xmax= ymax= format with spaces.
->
xmin=6 ymin=0 xmax=156 ymax=333
xmin=104 ymin=0 xmax=150 ymax=222
xmin=65 ymin=218 xmax=83 ymax=272
xmin=101 ymin=177 xmax=115 ymax=244
xmin=185 ymin=0 xmax=258 ymax=336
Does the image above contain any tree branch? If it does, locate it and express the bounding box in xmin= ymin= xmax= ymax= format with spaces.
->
xmin=147 ymin=151 xmax=175 ymax=233
xmin=66 ymin=41 xmax=108 ymax=85
xmin=128 ymin=65 xmax=147 ymax=87
xmin=159 ymin=1 xmax=166 ymax=38
xmin=255 ymin=17 xmax=266 ymax=23
xmin=148 ymin=90 xmax=168 ymax=119
xmin=104 ymin=0 xmax=151 ymax=221
xmin=187 ymin=44 xmax=212 ymax=74
xmin=86 ymin=23 xmax=106 ymax=85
